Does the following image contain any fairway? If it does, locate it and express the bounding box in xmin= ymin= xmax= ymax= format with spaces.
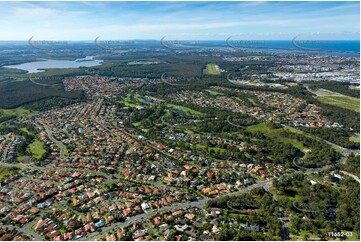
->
xmin=317 ymin=95 xmax=360 ymax=112
xmin=204 ymin=64 xmax=221 ymax=75
xmin=205 ymin=89 xmax=223 ymax=95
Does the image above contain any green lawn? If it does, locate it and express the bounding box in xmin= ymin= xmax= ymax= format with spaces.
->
xmin=120 ymin=92 xmax=139 ymax=107
xmin=204 ymin=64 xmax=221 ymax=75
xmin=132 ymin=122 xmax=142 ymax=127
xmin=27 ymin=139 xmax=46 ymax=160
xmin=318 ymin=95 xmax=360 ymax=112
xmin=245 ymin=122 xmax=270 ymax=133
xmin=184 ymin=129 xmax=194 ymax=135
xmin=205 ymin=89 xmax=223 ymax=95
xmin=350 ymin=136 xmax=360 ymax=143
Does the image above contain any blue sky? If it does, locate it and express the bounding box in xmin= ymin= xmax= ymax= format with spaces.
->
xmin=0 ymin=1 xmax=359 ymax=40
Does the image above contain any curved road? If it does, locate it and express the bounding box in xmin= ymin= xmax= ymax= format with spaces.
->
xmin=340 ymin=170 xmax=360 ymax=183
xmin=38 ymin=121 xmax=65 ymax=159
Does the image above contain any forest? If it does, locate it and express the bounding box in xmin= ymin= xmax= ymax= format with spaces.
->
xmin=205 ymin=187 xmax=284 ymax=241
xmin=274 ymin=173 xmax=359 ymax=240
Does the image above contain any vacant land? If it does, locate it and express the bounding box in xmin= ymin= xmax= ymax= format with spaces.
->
xmin=307 ymin=87 xmax=360 ymax=112
xmin=246 ymin=122 xmax=306 ymax=151
xmin=204 ymin=63 xmax=221 ymax=75
xmin=0 ymin=107 xmax=35 ymax=118
xmin=318 ymin=95 xmax=360 ymax=112
xmin=27 ymin=139 xmax=46 ymax=160
xmin=0 ymin=107 xmax=37 ymax=123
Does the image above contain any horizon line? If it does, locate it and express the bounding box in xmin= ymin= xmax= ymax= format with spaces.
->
xmin=0 ymin=39 xmax=360 ymax=42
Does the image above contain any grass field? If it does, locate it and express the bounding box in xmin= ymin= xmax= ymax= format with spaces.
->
xmin=27 ymin=139 xmax=46 ymax=160
xmin=350 ymin=136 xmax=360 ymax=143
xmin=20 ymin=127 xmax=33 ymax=135
xmin=205 ymin=89 xmax=223 ymax=95
xmin=0 ymin=107 xmax=36 ymax=118
xmin=318 ymin=95 xmax=360 ymax=112
xmin=204 ymin=64 xmax=221 ymax=75
xmin=246 ymin=122 xmax=306 ymax=151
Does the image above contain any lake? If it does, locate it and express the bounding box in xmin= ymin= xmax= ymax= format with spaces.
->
xmin=174 ymin=109 xmax=186 ymax=115
xmin=3 ymin=56 xmax=103 ymax=73
xmin=140 ymin=96 xmax=157 ymax=104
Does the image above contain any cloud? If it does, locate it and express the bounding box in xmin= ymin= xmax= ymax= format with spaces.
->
xmin=0 ymin=1 xmax=358 ymax=40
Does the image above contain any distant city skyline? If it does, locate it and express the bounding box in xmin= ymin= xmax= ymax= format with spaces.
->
xmin=0 ymin=1 xmax=359 ymax=40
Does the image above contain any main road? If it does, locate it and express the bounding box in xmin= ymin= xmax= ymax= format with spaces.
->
xmin=37 ymin=121 xmax=65 ymax=158
xmin=80 ymin=178 xmax=272 ymax=241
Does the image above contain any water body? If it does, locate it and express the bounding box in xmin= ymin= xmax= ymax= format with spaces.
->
xmin=178 ymin=40 xmax=360 ymax=57
xmin=140 ymin=96 xmax=157 ymax=104
xmin=3 ymin=56 xmax=103 ymax=73
xmin=225 ymin=40 xmax=360 ymax=53
xmin=174 ymin=109 xmax=186 ymax=115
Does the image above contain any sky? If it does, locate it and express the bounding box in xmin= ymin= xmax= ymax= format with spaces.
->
xmin=0 ymin=1 xmax=359 ymax=40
